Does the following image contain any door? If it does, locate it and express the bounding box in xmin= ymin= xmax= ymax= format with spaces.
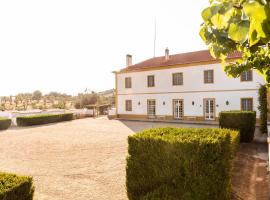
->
xmin=173 ymin=99 xmax=183 ymax=119
xmin=204 ymin=99 xmax=215 ymax=120
xmin=147 ymin=100 xmax=156 ymax=118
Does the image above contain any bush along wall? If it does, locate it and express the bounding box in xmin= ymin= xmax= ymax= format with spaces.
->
xmin=16 ymin=113 xmax=73 ymax=126
xmin=258 ymin=84 xmax=268 ymax=134
xmin=126 ymin=127 xmax=239 ymax=200
xmin=0 ymin=117 xmax=11 ymax=130
xmin=219 ymin=111 xmax=256 ymax=142
xmin=0 ymin=172 xmax=35 ymax=200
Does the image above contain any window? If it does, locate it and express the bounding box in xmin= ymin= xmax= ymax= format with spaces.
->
xmin=172 ymin=73 xmax=183 ymax=85
xmin=204 ymin=70 xmax=214 ymax=83
xmin=125 ymin=100 xmax=132 ymax=111
xmin=241 ymin=98 xmax=253 ymax=111
xmin=241 ymin=70 xmax=253 ymax=81
xmin=125 ymin=77 xmax=132 ymax=88
xmin=147 ymin=100 xmax=156 ymax=116
xmin=147 ymin=75 xmax=155 ymax=87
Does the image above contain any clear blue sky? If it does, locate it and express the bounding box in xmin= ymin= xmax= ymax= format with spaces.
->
xmin=0 ymin=0 xmax=208 ymax=96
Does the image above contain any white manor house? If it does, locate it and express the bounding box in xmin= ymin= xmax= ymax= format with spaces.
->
xmin=113 ymin=49 xmax=265 ymax=121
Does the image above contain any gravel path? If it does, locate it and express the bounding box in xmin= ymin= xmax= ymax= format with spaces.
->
xmin=0 ymin=118 xmax=133 ymax=200
xmin=0 ymin=118 xmax=268 ymax=200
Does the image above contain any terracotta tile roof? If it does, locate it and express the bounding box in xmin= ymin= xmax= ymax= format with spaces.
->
xmin=120 ymin=50 xmax=241 ymax=72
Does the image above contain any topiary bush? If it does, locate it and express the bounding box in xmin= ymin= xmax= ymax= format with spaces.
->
xmin=219 ymin=111 xmax=256 ymax=142
xmin=126 ymin=127 xmax=239 ymax=200
xmin=0 ymin=117 xmax=12 ymax=130
xmin=0 ymin=172 xmax=34 ymax=200
xmin=16 ymin=113 xmax=73 ymax=126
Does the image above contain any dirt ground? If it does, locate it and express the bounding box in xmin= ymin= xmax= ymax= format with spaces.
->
xmin=0 ymin=118 xmax=268 ymax=200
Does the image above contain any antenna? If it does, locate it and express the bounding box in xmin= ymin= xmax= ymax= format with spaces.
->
xmin=153 ymin=19 xmax=157 ymax=57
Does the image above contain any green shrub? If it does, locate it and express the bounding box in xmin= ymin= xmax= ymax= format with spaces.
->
xmin=126 ymin=127 xmax=239 ymax=200
xmin=0 ymin=172 xmax=34 ymax=200
xmin=219 ymin=111 xmax=256 ymax=142
xmin=16 ymin=113 xmax=73 ymax=126
xmin=0 ymin=117 xmax=11 ymax=130
xmin=258 ymin=84 xmax=268 ymax=134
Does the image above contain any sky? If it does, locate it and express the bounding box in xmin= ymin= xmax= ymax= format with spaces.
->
xmin=0 ymin=0 xmax=208 ymax=96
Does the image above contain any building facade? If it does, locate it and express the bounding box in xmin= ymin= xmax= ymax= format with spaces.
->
xmin=113 ymin=49 xmax=265 ymax=121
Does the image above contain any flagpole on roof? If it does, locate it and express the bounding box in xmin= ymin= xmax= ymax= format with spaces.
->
xmin=153 ymin=18 xmax=157 ymax=57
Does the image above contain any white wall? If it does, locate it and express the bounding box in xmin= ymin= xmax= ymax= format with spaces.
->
xmin=117 ymin=63 xmax=265 ymax=117
xmin=117 ymin=63 xmax=265 ymax=94
xmin=118 ymin=90 xmax=259 ymax=117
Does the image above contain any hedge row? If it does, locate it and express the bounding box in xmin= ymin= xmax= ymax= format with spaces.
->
xmin=126 ymin=127 xmax=239 ymax=200
xmin=219 ymin=111 xmax=256 ymax=142
xmin=0 ymin=172 xmax=34 ymax=200
xmin=16 ymin=113 xmax=73 ymax=126
xmin=0 ymin=117 xmax=11 ymax=130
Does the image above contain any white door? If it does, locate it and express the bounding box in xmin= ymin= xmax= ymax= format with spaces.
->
xmin=147 ymin=100 xmax=156 ymax=118
xmin=173 ymin=100 xmax=183 ymax=119
xmin=204 ymin=99 xmax=215 ymax=120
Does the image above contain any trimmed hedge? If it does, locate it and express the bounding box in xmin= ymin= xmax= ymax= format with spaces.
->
xmin=127 ymin=127 xmax=239 ymax=200
xmin=16 ymin=113 xmax=73 ymax=126
xmin=219 ymin=111 xmax=256 ymax=142
xmin=0 ymin=172 xmax=34 ymax=200
xmin=0 ymin=117 xmax=11 ymax=130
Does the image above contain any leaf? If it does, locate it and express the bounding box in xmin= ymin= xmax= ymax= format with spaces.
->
xmin=228 ymin=21 xmax=249 ymax=43
xmin=243 ymin=1 xmax=270 ymax=46
xmin=211 ymin=13 xmax=228 ymax=29
xmin=199 ymin=26 xmax=212 ymax=44
xmin=202 ymin=7 xmax=212 ymax=22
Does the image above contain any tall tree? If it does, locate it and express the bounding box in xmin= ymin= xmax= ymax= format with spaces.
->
xmin=200 ymin=0 xmax=270 ymax=82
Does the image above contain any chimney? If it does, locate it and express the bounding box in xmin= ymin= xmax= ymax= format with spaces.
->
xmin=165 ymin=48 xmax=169 ymax=61
xmin=126 ymin=54 xmax=132 ymax=67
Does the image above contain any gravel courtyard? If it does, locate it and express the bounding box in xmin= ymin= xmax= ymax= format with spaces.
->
xmin=0 ymin=118 xmax=268 ymax=200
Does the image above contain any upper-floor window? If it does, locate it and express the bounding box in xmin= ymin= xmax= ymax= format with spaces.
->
xmin=172 ymin=73 xmax=183 ymax=86
xmin=204 ymin=70 xmax=214 ymax=84
xmin=241 ymin=70 xmax=253 ymax=81
xmin=241 ymin=98 xmax=253 ymax=111
xmin=125 ymin=100 xmax=132 ymax=111
xmin=147 ymin=75 xmax=155 ymax=87
xmin=125 ymin=77 xmax=132 ymax=88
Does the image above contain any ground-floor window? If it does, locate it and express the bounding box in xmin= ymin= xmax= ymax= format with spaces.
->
xmin=241 ymin=98 xmax=253 ymax=111
xmin=125 ymin=100 xmax=132 ymax=111
xmin=147 ymin=99 xmax=156 ymax=116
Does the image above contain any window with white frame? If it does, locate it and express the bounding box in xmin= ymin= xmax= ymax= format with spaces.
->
xmin=172 ymin=73 xmax=183 ymax=85
xmin=241 ymin=70 xmax=252 ymax=81
xmin=204 ymin=70 xmax=214 ymax=84
xmin=241 ymin=98 xmax=253 ymax=111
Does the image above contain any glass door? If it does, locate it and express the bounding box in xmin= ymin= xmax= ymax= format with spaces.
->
xmin=173 ymin=99 xmax=183 ymax=119
xmin=204 ymin=99 xmax=215 ymax=120
xmin=147 ymin=100 xmax=156 ymax=118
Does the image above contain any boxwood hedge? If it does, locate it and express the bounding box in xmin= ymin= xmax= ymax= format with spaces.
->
xmin=219 ymin=111 xmax=256 ymax=142
xmin=0 ymin=117 xmax=11 ymax=130
xmin=126 ymin=127 xmax=239 ymax=200
xmin=16 ymin=113 xmax=73 ymax=126
xmin=0 ymin=172 xmax=34 ymax=200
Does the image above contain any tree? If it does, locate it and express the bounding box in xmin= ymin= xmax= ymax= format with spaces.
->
xmin=32 ymin=90 xmax=42 ymax=101
xmin=200 ymin=0 xmax=270 ymax=82
xmin=74 ymin=92 xmax=99 ymax=108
